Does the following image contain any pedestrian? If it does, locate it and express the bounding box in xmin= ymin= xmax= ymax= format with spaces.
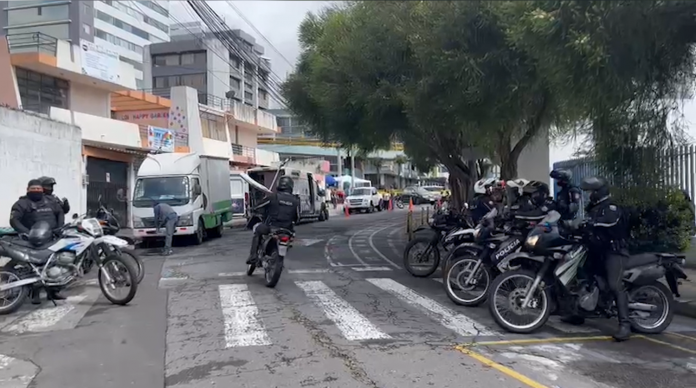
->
xmin=153 ymin=201 xmax=178 ymax=256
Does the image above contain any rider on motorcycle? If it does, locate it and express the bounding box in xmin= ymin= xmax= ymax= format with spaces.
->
xmin=247 ymin=176 xmax=300 ymax=264
xmin=579 ymin=176 xmax=632 ymax=341
xmin=38 ymin=176 xmax=70 ymax=215
xmin=550 ymin=169 xmax=581 ymax=220
xmin=470 ymin=178 xmax=498 ymax=224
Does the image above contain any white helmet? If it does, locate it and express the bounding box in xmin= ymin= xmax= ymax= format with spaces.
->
xmin=474 ymin=178 xmax=498 ymax=194
xmin=506 ymin=178 xmax=529 ymax=195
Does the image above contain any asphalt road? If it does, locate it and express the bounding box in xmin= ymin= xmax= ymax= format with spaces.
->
xmin=2 ymin=208 xmax=696 ymax=388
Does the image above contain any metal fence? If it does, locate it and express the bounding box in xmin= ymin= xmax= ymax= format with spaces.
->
xmin=6 ymin=33 xmax=57 ymax=56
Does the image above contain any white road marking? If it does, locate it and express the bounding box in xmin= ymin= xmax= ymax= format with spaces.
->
xmin=352 ymin=266 xmax=393 ymax=272
xmin=218 ymin=272 xmax=247 ymax=277
xmin=348 ymin=230 xmax=368 ymax=266
xmin=368 ymin=224 xmax=402 ymax=269
xmin=0 ymin=354 xmax=39 ymax=388
xmin=2 ymin=295 xmax=87 ymax=334
xmin=296 ymin=280 xmax=391 ymax=341
xmin=288 ymin=269 xmax=332 ymax=274
xmin=325 ymin=235 xmax=338 ymax=267
xmin=218 ymin=284 xmax=271 ymax=348
xmin=367 ymin=278 xmax=498 ymax=337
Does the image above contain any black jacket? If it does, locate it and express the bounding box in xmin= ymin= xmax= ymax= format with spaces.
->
xmin=469 ymin=195 xmax=494 ymax=225
xmin=585 ymin=200 xmax=629 ymax=252
xmin=555 ymin=185 xmax=582 ymax=220
xmin=256 ymin=192 xmax=300 ymax=230
xmin=46 ymin=194 xmax=70 ymax=215
xmin=10 ymin=196 xmax=64 ymax=234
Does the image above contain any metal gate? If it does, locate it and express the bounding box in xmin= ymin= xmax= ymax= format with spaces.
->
xmin=86 ymin=157 xmax=129 ymax=226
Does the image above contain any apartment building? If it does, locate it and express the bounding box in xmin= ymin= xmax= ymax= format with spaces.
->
xmin=143 ymin=21 xmax=272 ymax=111
xmin=0 ymin=1 xmax=171 ymax=89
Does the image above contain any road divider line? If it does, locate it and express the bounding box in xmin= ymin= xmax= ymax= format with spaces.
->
xmin=352 ymin=266 xmax=393 ymax=272
xmin=325 ymin=235 xmax=338 ymax=267
xmin=218 ymin=284 xmax=271 ymax=348
xmin=296 ymin=280 xmax=392 ymax=341
xmin=432 ymin=278 xmax=443 ymax=283
xmin=218 ymin=272 xmax=247 ymax=277
xmin=368 ymin=224 xmax=402 ymax=269
xmin=367 ymin=278 xmax=498 ymax=337
xmin=288 ymin=269 xmax=332 ymax=274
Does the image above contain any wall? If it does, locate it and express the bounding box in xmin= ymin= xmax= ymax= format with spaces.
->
xmin=51 ymin=107 xmax=142 ymax=149
xmin=255 ymin=148 xmax=279 ymax=167
xmin=0 ymin=37 xmax=20 ymax=108
xmin=206 ymin=39 xmax=229 ymax=100
xmin=70 ymin=82 xmax=110 ymax=117
xmin=235 ymin=127 xmax=258 ymax=148
xmin=0 ymin=107 xmax=82 ymax=226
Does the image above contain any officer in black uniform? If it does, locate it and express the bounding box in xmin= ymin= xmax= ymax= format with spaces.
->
xmin=39 ymin=176 xmax=70 ymax=215
xmin=580 ymin=176 xmax=631 ymax=341
xmin=9 ymin=179 xmax=66 ymax=303
xmin=247 ymin=176 xmax=300 ymax=264
xmin=550 ymin=169 xmax=581 ymax=220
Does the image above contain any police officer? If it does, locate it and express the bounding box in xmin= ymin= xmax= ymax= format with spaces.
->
xmin=580 ymin=176 xmax=631 ymax=341
xmin=550 ymin=169 xmax=581 ymax=220
xmin=10 ymin=179 xmax=65 ymax=303
xmin=38 ymin=176 xmax=70 ymax=215
xmin=247 ymin=176 xmax=300 ymax=264
xmin=470 ymin=178 xmax=497 ymax=225
xmin=153 ymin=201 xmax=178 ymax=256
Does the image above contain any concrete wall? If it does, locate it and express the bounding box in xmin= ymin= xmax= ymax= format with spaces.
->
xmin=70 ymin=82 xmax=110 ymax=117
xmin=0 ymin=107 xmax=82 ymax=226
xmin=517 ymin=130 xmax=551 ymax=185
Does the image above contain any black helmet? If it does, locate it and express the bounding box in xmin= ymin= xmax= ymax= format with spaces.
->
xmin=580 ymin=176 xmax=610 ymax=205
xmin=549 ymin=169 xmax=572 ymax=185
xmin=523 ymin=181 xmax=550 ymax=206
xmin=39 ymin=176 xmax=57 ymax=187
xmin=28 ymin=221 xmax=52 ymax=246
xmin=277 ymin=176 xmax=294 ymax=193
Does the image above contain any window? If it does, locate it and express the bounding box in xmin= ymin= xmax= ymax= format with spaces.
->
xmin=82 ymin=2 xmax=92 ymax=15
xmin=276 ymin=117 xmax=290 ymax=128
xmin=136 ymin=0 xmax=168 ymax=17
xmin=181 ymin=53 xmax=194 ymax=65
xmin=259 ymin=90 xmax=268 ymax=100
xmin=180 ymin=74 xmax=206 ymax=89
xmin=7 ymin=4 xmax=69 ymax=26
xmin=230 ymin=77 xmax=241 ymax=89
xmin=95 ymin=29 xmax=143 ymax=55
xmin=194 ymin=52 xmax=206 ymax=65
xmin=82 ymin=23 xmax=91 ymax=35
xmin=94 ymin=10 xmax=150 ymax=40
xmin=164 ymin=55 xmax=179 ymax=66
xmin=15 ymin=67 xmax=69 ymax=114
xmin=244 ymin=82 xmax=252 ymax=91
xmin=7 ymin=23 xmax=70 ymax=40
xmin=154 ymin=76 xmax=166 ymax=88
xmin=119 ymin=56 xmax=143 ymax=71
xmin=244 ymin=91 xmax=253 ymax=101
xmin=229 ymin=55 xmax=240 ymax=69
xmin=200 ymin=112 xmax=227 ymax=141
xmin=135 ymin=79 xmax=144 ymax=89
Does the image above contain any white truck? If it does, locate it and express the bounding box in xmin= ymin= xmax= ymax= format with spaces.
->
xmin=131 ymin=153 xmax=232 ymax=245
xmin=345 ymin=187 xmax=383 ymax=214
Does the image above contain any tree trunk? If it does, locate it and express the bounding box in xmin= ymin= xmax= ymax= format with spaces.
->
xmin=499 ymin=152 xmax=518 ymax=181
xmin=444 ymin=161 xmax=472 ymax=210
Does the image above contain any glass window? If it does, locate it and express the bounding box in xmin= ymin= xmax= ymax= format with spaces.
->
xmin=229 ymin=55 xmax=240 ymax=69
xmin=164 ymin=55 xmax=179 ymax=66
xmin=82 ymin=23 xmax=91 ymax=35
xmin=7 ymin=4 xmax=69 ymax=27
xmin=244 ymin=82 xmax=252 ymax=90
xmin=181 ymin=53 xmax=194 ymax=65
xmin=7 ymin=23 xmax=70 ymax=40
xmin=230 ymin=77 xmax=241 ymax=89
xmin=180 ymin=73 xmax=206 ymax=89
xmin=194 ymin=52 xmax=206 ymax=65
xmin=15 ymin=67 xmax=69 ymax=114
xmin=82 ymin=2 xmax=92 ymax=15
xmin=244 ymin=91 xmax=253 ymax=100
xmin=154 ymin=76 xmax=165 ymax=88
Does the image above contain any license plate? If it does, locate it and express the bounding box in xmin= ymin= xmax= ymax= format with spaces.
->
xmin=278 ymin=245 xmax=288 ymax=256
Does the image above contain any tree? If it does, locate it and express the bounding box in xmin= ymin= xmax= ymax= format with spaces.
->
xmin=283 ymin=1 xmax=555 ymax=208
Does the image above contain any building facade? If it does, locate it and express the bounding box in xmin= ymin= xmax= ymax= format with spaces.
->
xmin=0 ymin=0 xmax=170 ymax=89
xmin=144 ymin=21 xmax=272 ymax=111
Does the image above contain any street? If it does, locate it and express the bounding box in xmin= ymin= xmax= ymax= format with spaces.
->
xmin=2 ymin=209 xmax=696 ymax=388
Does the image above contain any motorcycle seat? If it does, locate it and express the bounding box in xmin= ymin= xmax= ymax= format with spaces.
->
xmin=8 ymin=239 xmax=56 ymax=250
xmin=0 ymin=241 xmax=53 ymax=264
xmin=624 ymin=253 xmax=660 ymax=270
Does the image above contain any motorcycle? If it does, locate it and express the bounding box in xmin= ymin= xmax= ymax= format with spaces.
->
xmin=403 ymin=210 xmax=474 ymax=277
xmin=443 ymin=208 xmax=546 ymax=306
xmin=0 ymin=219 xmax=138 ymax=315
xmin=487 ymin=210 xmax=685 ymax=334
xmin=246 ymin=215 xmax=294 ymax=288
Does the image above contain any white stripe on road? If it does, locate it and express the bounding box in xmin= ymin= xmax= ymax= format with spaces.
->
xmin=368 ymin=224 xmax=402 ymax=269
xmin=352 ymin=266 xmax=393 ymax=272
xmin=347 ymin=230 xmax=368 ymax=266
xmin=296 ymin=280 xmax=391 ymax=341
xmin=367 ymin=278 xmax=498 ymax=337
xmin=218 ymin=284 xmax=271 ymax=348
xmin=218 ymin=272 xmax=247 ymax=277
xmin=2 ymin=295 xmax=87 ymax=334
xmin=288 ymin=269 xmax=332 ymax=274
xmin=0 ymin=354 xmax=39 ymax=388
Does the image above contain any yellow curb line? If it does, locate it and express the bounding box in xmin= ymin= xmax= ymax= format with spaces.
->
xmin=454 ymin=345 xmax=550 ymax=388
xmin=458 ymin=335 xmax=614 ymax=347
xmin=665 ymin=331 xmax=696 ymax=342
xmin=635 ymin=335 xmax=696 ymax=355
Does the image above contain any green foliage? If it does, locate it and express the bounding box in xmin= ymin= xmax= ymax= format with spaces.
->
xmin=615 ymin=188 xmax=693 ymax=253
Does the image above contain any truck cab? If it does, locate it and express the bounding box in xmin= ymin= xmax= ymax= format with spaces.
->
xmin=345 ymin=186 xmax=383 ymax=213
xmin=131 ymin=153 xmax=232 ymax=245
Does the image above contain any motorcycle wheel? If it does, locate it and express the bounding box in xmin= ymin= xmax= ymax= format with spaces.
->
xmin=444 ymin=257 xmax=491 ymax=307
xmin=118 ymin=249 xmax=144 ymax=284
xmin=403 ymin=237 xmax=440 ymax=278
xmin=396 ymin=200 xmax=404 ymax=209
xmin=628 ymin=281 xmax=674 ymax=334
xmin=488 ymin=269 xmax=551 ymax=333
xmin=0 ymin=267 xmax=29 ymax=315
xmin=98 ymin=254 xmax=138 ymax=305
xmin=264 ymin=250 xmax=283 ymax=288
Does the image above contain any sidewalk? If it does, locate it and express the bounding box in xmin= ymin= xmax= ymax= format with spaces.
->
xmin=674 ymin=267 xmax=696 ymax=319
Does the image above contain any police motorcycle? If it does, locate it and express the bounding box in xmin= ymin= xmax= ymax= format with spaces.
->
xmin=0 ymin=217 xmax=139 ymax=315
xmin=443 ymin=183 xmax=550 ymax=307
xmin=403 ymin=207 xmax=476 ymax=277
xmin=487 ymin=210 xmax=686 ymax=334
xmin=245 ymin=159 xmax=294 ymax=288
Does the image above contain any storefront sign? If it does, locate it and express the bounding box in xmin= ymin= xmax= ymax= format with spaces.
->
xmin=147 ymin=126 xmax=174 ymax=152
xmin=116 ymin=111 xmax=170 ymax=121
xmin=80 ymin=39 xmax=120 ymax=83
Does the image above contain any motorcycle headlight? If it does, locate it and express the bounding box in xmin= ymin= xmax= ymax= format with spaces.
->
xmin=526 ymin=235 xmax=540 ymax=248
xmin=177 ymin=213 xmax=194 ymax=227
xmin=133 ymin=216 xmax=144 ymax=228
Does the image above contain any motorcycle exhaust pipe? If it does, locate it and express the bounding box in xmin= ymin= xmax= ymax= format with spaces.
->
xmin=0 ymin=277 xmax=40 ymax=291
xmin=628 ymin=302 xmax=657 ymax=312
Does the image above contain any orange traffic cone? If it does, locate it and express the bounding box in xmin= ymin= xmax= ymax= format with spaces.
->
xmin=408 ymin=198 xmax=414 ymax=212
xmin=388 ymin=198 xmax=393 ymax=211
xmin=344 ymin=205 xmax=350 ymax=218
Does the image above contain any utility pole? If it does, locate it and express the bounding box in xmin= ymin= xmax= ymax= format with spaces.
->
xmin=350 ymin=147 xmax=356 ymax=195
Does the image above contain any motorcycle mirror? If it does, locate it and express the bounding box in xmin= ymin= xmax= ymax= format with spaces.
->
xmin=71 ymin=213 xmax=78 ymax=220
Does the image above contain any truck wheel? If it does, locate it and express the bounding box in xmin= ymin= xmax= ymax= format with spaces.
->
xmin=318 ymin=208 xmax=327 ymax=221
xmin=193 ymin=220 xmax=205 ymax=245
xmin=368 ymin=203 xmax=375 ymax=213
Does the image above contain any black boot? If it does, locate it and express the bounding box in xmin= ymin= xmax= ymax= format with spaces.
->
xmin=613 ymin=291 xmax=631 ymax=342
xmin=31 ymin=287 xmax=41 ymax=305
xmin=247 ymin=234 xmax=260 ymax=264
xmin=46 ymin=288 xmax=67 ymax=301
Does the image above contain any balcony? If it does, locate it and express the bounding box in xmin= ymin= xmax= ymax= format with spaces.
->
xmin=7 ymin=33 xmax=57 ymax=56
xmin=231 ymin=100 xmax=256 ymax=125
xmin=231 ymin=143 xmax=256 ymax=165
xmin=50 ymin=107 xmax=143 ymax=150
xmin=256 ymin=110 xmax=277 ymax=133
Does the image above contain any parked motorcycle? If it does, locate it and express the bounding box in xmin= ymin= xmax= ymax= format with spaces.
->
xmin=0 ymin=219 xmax=138 ymax=315
xmin=487 ymin=210 xmax=685 ymax=334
